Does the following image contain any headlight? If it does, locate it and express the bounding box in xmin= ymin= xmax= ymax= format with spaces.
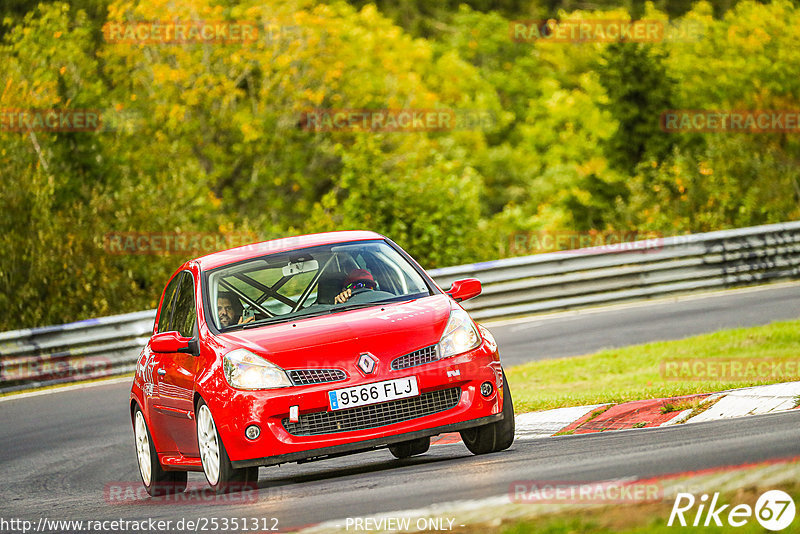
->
xmin=222 ymin=349 xmax=292 ymax=390
xmin=478 ymin=324 xmax=495 ymax=345
xmin=438 ymin=309 xmax=481 ymax=359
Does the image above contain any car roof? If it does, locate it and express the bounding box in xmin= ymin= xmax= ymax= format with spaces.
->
xmin=195 ymin=230 xmax=386 ymax=271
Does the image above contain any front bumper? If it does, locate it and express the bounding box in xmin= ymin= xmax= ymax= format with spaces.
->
xmin=211 ymin=341 xmax=505 ymax=465
xmin=231 ymin=413 xmax=503 ymax=468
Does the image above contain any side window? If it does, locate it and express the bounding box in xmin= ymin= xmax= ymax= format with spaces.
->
xmin=171 ymin=272 xmax=197 ymax=338
xmin=156 ymin=274 xmax=181 ymax=333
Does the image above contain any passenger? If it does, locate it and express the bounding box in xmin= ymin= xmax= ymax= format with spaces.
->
xmin=217 ymin=291 xmax=253 ymax=326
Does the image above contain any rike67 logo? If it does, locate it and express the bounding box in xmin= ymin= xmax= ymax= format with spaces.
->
xmin=668 ymin=490 xmax=796 ymax=531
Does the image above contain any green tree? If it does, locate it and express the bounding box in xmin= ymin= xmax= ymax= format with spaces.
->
xmin=597 ymin=42 xmax=678 ymax=175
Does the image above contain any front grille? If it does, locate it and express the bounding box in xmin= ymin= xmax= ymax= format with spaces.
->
xmin=282 ymin=387 xmax=461 ymax=436
xmin=391 ymin=345 xmax=439 ymax=370
xmin=287 ymin=369 xmax=347 ymax=386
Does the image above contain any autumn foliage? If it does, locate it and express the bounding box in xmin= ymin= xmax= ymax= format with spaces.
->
xmin=1 ymin=1 xmax=799 ymax=329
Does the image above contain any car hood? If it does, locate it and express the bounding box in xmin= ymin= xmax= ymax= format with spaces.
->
xmin=217 ymin=294 xmax=454 ymax=370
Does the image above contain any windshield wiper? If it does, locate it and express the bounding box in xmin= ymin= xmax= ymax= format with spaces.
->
xmin=334 ymin=294 xmax=425 ymax=311
xmin=240 ymin=317 xmax=290 ymax=329
xmin=331 ymin=301 xmax=389 ymax=313
xmin=239 ymin=309 xmax=332 ymax=329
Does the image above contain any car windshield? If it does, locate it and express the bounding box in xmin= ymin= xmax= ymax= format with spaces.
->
xmin=205 ymin=240 xmax=433 ymax=331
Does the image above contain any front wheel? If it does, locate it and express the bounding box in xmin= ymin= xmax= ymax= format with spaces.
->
xmin=133 ymin=406 xmax=188 ymax=496
xmin=460 ymin=371 xmax=515 ymax=455
xmin=196 ymin=399 xmax=258 ymax=494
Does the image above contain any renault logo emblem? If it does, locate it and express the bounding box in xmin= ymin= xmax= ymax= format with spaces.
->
xmin=357 ymin=352 xmax=377 ymax=374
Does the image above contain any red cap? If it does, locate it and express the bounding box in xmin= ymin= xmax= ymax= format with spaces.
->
xmin=344 ymin=269 xmax=375 ymax=287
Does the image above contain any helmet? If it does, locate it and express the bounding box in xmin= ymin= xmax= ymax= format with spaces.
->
xmin=344 ymin=269 xmax=376 ymax=290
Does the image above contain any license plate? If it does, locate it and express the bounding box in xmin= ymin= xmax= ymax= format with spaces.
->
xmin=328 ymin=377 xmax=419 ymax=411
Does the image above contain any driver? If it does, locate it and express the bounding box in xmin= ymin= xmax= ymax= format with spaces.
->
xmin=217 ymin=291 xmax=253 ymax=327
xmin=334 ymin=269 xmax=377 ymax=304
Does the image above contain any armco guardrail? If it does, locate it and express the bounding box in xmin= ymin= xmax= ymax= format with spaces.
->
xmin=2 ymin=221 xmax=799 ymax=392
xmin=433 ymin=220 xmax=800 ymax=320
xmin=0 ymin=310 xmax=155 ymax=393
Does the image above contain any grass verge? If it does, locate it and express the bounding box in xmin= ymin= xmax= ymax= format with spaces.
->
xmin=505 ymin=318 xmax=800 ymax=413
xmin=454 ymin=480 xmax=800 ymax=533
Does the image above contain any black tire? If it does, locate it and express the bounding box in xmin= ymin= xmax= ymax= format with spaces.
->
xmin=460 ymin=371 xmax=515 ymax=455
xmin=196 ymin=399 xmax=259 ymax=494
xmin=133 ymin=405 xmax=188 ymax=497
xmin=388 ymin=436 xmax=431 ymax=459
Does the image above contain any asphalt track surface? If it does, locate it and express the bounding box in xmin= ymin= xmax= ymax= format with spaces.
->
xmin=2 ymin=283 xmax=799 ymax=531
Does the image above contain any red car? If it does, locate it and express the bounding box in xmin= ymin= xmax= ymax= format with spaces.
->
xmin=130 ymin=231 xmax=514 ymax=495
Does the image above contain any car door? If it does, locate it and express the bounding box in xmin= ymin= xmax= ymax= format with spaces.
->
xmin=143 ymin=271 xmax=182 ymax=453
xmin=151 ymin=271 xmax=200 ymax=456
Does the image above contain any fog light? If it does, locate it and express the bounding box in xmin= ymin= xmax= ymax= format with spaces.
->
xmin=480 ymin=381 xmax=494 ymax=397
xmin=245 ymin=425 xmax=261 ymax=440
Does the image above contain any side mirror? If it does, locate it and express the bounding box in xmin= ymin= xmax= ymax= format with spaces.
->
xmin=446 ymin=278 xmax=482 ymax=302
xmin=151 ymin=331 xmax=198 ymax=355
